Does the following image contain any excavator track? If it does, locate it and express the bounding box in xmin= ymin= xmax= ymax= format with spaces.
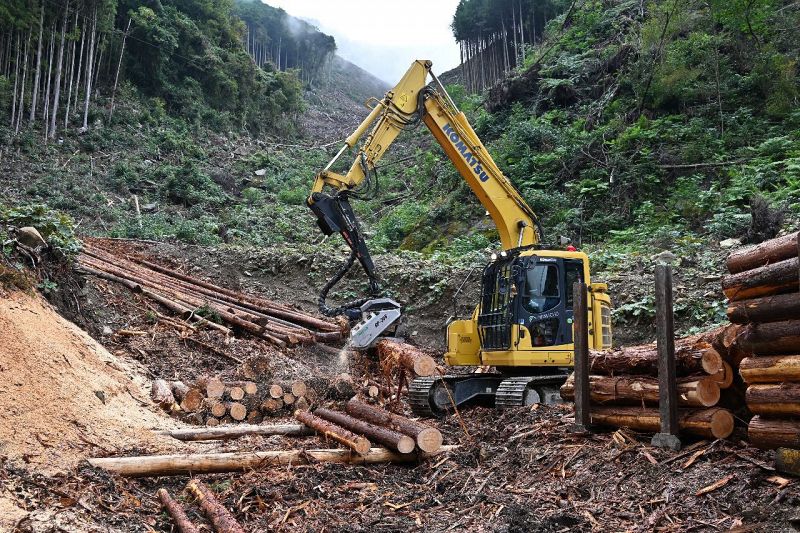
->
xmin=409 ymin=376 xmax=452 ymax=418
xmin=495 ymin=376 xmax=567 ymax=409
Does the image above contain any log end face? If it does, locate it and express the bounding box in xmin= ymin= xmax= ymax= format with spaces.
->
xmin=397 ymin=436 xmax=416 ymax=455
xmin=416 ymin=428 xmax=443 ymax=453
xmin=709 ymin=409 xmax=734 ymax=439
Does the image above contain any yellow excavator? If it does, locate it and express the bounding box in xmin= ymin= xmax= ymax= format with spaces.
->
xmin=308 ymin=60 xmax=612 ymax=416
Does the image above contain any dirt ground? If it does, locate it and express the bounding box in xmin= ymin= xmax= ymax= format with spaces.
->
xmin=0 ymin=242 xmax=798 ymax=532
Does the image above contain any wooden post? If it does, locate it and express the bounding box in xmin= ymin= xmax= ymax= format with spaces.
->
xmin=571 ymin=281 xmax=590 ymax=433
xmin=651 ymin=264 xmax=681 ymax=450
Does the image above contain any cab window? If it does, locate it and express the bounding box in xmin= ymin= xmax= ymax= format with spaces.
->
xmin=565 ymin=261 xmax=584 ymax=307
xmin=523 ymin=264 xmax=559 ymax=314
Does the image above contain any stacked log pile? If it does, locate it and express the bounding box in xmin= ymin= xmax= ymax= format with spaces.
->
xmin=723 ymin=231 xmax=800 ymax=450
xmin=150 ymin=376 xmax=316 ymax=425
xmin=76 ymin=239 xmax=343 ymax=348
xmin=560 ymin=329 xmax=739 ymax=439
xmin=294 ymin=399 xmax=443 ymax=455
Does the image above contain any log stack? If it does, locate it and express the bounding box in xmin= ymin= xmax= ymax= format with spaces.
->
xmin=723 ymin=231 xmax=800 ymax=450
xmin=152 ymin=376 xmax=317 ymax=425
xmin=75 ymin=238 xmax=344 ymax=348
xmin=560 ymin=328 xmax=739 ymax=439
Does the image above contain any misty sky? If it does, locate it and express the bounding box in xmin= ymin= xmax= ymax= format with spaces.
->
xmin=264 ymin=0 xmax=462 ymax=84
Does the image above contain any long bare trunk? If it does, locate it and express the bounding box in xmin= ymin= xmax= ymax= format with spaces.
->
xmin=72 ymin=17 xmax=85 ymax=121
xmin=108 ymin=18 xmax=131 ymax=123
xmin=49 ymin=2 xmax=69 ymax=139
xmin=42 ymin=24 xmax=55 ymax=138
xmin=82 ymin=7 xmax=96 ymax=131
xmin=519 ymin=0 xmax=526 ymax=62
xmin=15 ymin=30 xmax=31 ymax=133
xmin=11 ymin=32 xmax=19 ymax=128
xmin=64 ymin=11 xmax=78 ymax=128
xmin=29 ymin=2 xmax=44 ymax=123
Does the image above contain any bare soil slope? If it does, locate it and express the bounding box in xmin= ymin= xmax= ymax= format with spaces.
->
xmin=0 ymin=290 xmax=179 ymax=475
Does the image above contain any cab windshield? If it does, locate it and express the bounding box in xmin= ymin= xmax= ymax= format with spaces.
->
xmin=523 ymin=263 xmax=559 ymax=314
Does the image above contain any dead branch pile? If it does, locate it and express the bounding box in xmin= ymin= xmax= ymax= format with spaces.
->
xmin=560 ymin=328 xmax=742 ymax=439
xmin=150 ymin=376 xmax=316 ymax=425
xmin=723 ymin=231 xmax=800 ymax=449
xmin=75 ymin=239 xmax=344 ymax=348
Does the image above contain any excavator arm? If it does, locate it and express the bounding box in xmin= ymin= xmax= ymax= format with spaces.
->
xmin=307 ymin=60 xmax=543 ymax=345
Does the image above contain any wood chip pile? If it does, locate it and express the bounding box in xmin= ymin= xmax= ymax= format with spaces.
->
xmin=723 ymin=230 xmax=800 ymax=449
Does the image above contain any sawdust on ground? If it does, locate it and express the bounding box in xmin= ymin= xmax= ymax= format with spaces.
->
xmin=0 ymin=291 xmax=180 ymax=475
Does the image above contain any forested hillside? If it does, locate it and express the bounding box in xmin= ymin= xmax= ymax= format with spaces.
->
xmin=0 ymin=0 xmax=338 ymax=135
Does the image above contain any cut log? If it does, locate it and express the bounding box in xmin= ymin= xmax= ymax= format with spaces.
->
xmin=88 ymin=445 xmax=459 ymax=477
xmin=291 ymin=381 xmax=307 ymax=398
xmin=560 ymin=374 xmax=720 ymax=407
xmin=206 ymin=378 xmax=225 ymax=399
xmin=701 ymin=348 xmax=724 ymax=375
xmin=740 ymin=355 xmax=800 ymax=384
xmin=295 ymin=410 xmax=371 ymax=455
xmin=210 ymin=402 xmax=227 ymax=419
xmin=727 ymin=292 xmax=800 ymax=324
xmin=229 ymin=402 xmax=247 ymax=421
xmin=367 ymin=385 xmax=380 ymax=398
xmin=186 ymin=480 xmax=246 ymax=533
xmin=726 ymin=231 xmax=799 ymax=274
xmin=170 ymin=381 xmax=190 ymax=403
xmin=375 ymin=339 xmax=436 ymax=376
xmin=269 ymin=384 xmax=284 ymax=399
xmin=739 ymin=319 xmax=800 ymax=355
xmin=157 ymin=488 xmax=200 ymax=533
xmin=228 ymin=387 xmax=245 ymax=401
xmin=722 ymin=257 xmax=799 ymax=301
xmin=746 ymin=383 xmax=800 ymax=416
xmin=283 ymin=393 xmax=296 ymax=406
xmin=345 ymin=400 xmax=443 ymax=453
xmin=295 ymin=397 xmax=310 ymax=411
xmin=330 ymin=373 xmax=356 ymax=400
xmin=588 ymin=407 xmax=734 ymax=439
xmin=748 ymin=416 xmax=800 ymax=450
xmin=206 ymin=417 xmax=220 ymax=427
xmin=151 ymin=379 xmax=175 ymax=409
xmin=163 ymin=424 xmax=314 ymax=441
xmin=261 ymin=398 xmax=282 ymax=414
xmin=710 ymin=362 xmax=734 ymax=389
xmin=245 ymin=411 xmax=262 ymax=425
xmin=314 ymin=407 xmax=416 ymax=454
xmin=588 ymin=337 xmax=712 ymax=376
xmin=181 ymin=389 xmax=204 ymax=413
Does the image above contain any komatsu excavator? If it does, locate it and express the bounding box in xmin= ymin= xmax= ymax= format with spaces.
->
xmin=308 ymin=60 xmax=612 ymax=416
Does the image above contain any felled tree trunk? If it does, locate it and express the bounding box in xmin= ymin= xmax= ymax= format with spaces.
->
xmin=314 ymin=408 xmax=415 ymax=454
xmin=588 ymin=335 xmax=716 ymax=376
xmin=157 ymin=488 xmax=200 ymax=533
xmin=345 ymin=400 xmax=442 ymax=452
xmin=560 ymin=374 xmax=720 ymax=407
xmin=186 ymin=480 xmax=245 ymax=533
xmin=722 ymin=257 xmax=799 ymax=302
xmin=163 ymin=423 xmax=314 ymax=442
xmin=88 ymin=446 xmax=459 ymax=477
xmin=740 ymin=355 xmax=800 ymax=384
xmin=745 ymin=383 xmax=800 ymax=416
xmin=739 ymin=319 xmax=800 ymax=355
xmin=588 ymin=407 xmax=734 ymax=439
xmin=375 ymin=339 xmax=436 ymax=376
xmin=748 ymin=416 xmax=800 ymax=450
xmin=726 ymin=231 xmax=798 ymax=274
xmin=727 ymin=292 xmax=800 ymax=324
xmin=295 ymin=410 xmax=371 ymax=454
xmin=151 ymin=379 xmax=175 ymax=409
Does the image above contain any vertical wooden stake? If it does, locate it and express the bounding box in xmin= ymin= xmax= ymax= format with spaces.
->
xmin=571 ymin=281 xmax=591 ymax=433
xmin=652 ymin=264 xmax=681 ymax=450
